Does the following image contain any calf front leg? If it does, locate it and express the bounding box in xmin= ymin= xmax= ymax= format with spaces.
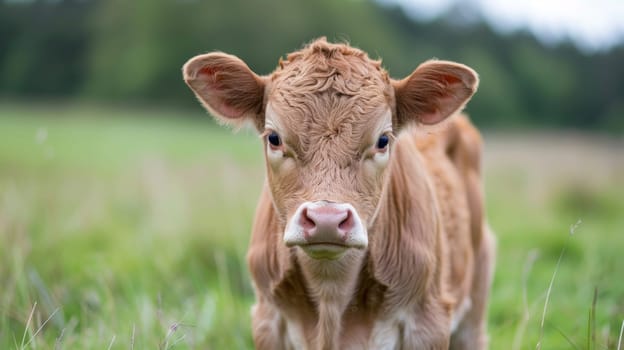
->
xmin=450 ymin=227 xmax=496 ymax=350
xmin=371 ymin=298 xmax=451 ymax=350
xmin=251 ymin=301 xmax=291 ymax=350
xmin=401 ymin=298 xmax=452 ymax=350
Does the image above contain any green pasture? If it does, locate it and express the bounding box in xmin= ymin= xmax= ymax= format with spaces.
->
xmin=0 ymin=103 xmax=622 ymax=349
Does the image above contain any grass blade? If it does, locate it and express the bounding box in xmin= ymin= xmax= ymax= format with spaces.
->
xmin=617 ymin=319 xmax=624 ymax=350
xmin=131 ymin=324 xmax=136 ymax=350
xmin=20 ymin=302 xmax=37 ymax=348
xmin=535 ymin=247 xmax=565 ymax=350
xmin=550 ymin=322 xmax=581 ymax=350
xmin=23 ymin=307 xmax=61 ymax=348
xmin=54 ymin=327 xmax=65 ymax=350
xmin=512 ymin=249 xmax=538 ymax=350
xmin=106 ymin=334 xmax=116 ymax=350
xmin=587 ymin=287 xmax=597 ymax=350
xmin=536 ymin=220 xmax=581 ymax=350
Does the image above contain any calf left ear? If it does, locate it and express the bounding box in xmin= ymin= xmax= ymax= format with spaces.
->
xmin=183 ymin=53 xmax=265 ymax=130
xmin=393 ymin=60 xmax=478 ymax=127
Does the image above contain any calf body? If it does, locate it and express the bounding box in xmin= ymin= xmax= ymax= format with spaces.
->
xmin=183 ymin=38 xmax=495 ymax=349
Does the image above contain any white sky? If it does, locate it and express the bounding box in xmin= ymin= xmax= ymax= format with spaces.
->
xmin=378 ymin=0 xmax=624 ymax=52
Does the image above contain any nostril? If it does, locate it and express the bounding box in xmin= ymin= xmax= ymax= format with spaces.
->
xmin=299 ymin=208 xmax=316 ymax=231
xmin=338 ymin=209 xmax=354 ymax=233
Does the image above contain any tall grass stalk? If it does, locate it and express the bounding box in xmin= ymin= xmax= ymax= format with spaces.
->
xmin=131 ymin=324 xmax=136 ymax=350
xmin=587 ymin=287 xmax=597 ymax=350
xmin=19 ymin=302 xmax=37 ymax=349
xmin=106 ymin=334 xmax=116 ymax=350
xmin=551 ymin=324 xmax=580 ymax=350
xmin=54 ymin=327 xmax=65 ymax=350
xmin=512 ymin=249 xmax=538 ymax=350
xmin=617 ymin=319 xmax=624 ymax=350
xmin=21 ymin=303 xmax=61 ymax=349
xmin=536 ymin=220 xmax=581 ymax=350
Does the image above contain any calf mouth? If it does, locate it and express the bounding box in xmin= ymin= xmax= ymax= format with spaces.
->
xmin=299 ymin=243 xmax=350 ymax=260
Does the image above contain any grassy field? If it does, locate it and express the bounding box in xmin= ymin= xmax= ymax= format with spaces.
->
xmin=0 ymin=103 xmax=623 ymax=349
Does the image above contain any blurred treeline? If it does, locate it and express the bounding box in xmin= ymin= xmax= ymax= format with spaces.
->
xmin=1 ymin=0 xmax=623 ymax=131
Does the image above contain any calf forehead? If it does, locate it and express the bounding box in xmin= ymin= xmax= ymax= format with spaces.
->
xmin=269 ymin=41 xmax=391 ymax=114
xmin=266 ymin=41 xmax=393 ymax=162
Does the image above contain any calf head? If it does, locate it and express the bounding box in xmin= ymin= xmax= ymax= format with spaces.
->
xmin=183 ymin=38 xmax=478 ymax=260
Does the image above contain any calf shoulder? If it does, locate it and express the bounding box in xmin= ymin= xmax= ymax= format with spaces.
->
xmin=414 ymin=114 xmax=485 ymax=317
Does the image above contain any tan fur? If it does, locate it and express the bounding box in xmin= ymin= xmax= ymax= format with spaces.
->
xmin=183 ymin=38 xmax=495 ymax=349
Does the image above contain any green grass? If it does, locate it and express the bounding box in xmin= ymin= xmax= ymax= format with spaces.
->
xmin=1 ymin=103 xmax=623 ymax=349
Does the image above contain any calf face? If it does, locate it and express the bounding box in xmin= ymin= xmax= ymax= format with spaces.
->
xmin=183 ymin=38 xmax=478 ymax=260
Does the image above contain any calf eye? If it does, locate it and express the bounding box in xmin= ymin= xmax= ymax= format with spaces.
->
xmin=267 ymin=131 xmax=281 ymax=147
xmin=376 ymin=134 xmax=389 ymax=150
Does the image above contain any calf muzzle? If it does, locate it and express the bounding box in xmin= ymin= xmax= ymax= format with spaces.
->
xmin=284 ymin=201 xmax=367 ymax=259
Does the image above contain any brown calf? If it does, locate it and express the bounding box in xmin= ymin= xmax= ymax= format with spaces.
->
xmin=183 ymin=38 xmax=495 ymax=350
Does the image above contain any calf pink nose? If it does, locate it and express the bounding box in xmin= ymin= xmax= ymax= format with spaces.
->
xmin=299 ymin=204 xmax=355 ymax=243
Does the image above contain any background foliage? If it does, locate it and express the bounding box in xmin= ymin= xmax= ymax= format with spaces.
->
xmin=0 ymin=0 xmax=623 ymax=131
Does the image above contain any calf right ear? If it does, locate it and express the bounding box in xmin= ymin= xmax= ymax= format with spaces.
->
xmin=183 ymin=53 xmax=265 ymax=130
xmin=393 ymin=60 xmax=478 ymax=128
